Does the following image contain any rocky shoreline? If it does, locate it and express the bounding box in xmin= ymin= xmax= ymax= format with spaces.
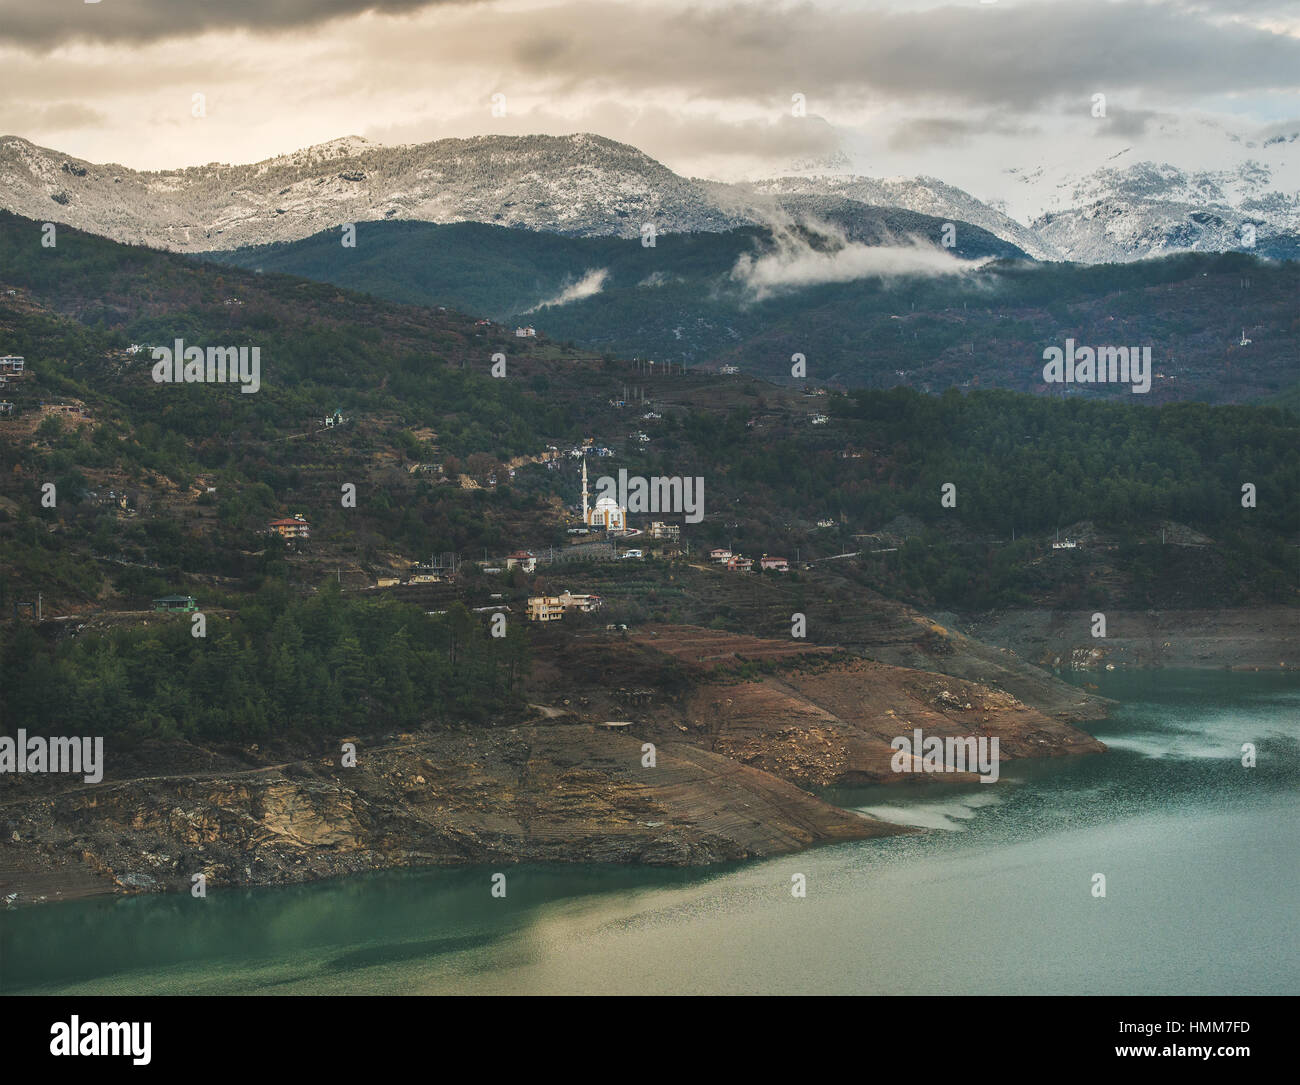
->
xmin=0 ymin=624 xmax=1113 ymax=907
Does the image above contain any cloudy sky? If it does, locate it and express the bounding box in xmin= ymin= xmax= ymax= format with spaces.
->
xmin=0 ymin=0 xmax=1297 ymax=213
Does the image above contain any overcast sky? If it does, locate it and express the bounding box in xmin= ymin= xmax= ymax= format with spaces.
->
xmin=0 ymin=0 xmax=1296 ymax=212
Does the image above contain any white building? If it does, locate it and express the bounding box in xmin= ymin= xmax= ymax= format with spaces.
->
xmin=505 ymin=550 xmax=537 ymax=573
xmin=581 ymin=457 xmax=626 ymax=530
xmin=515 ymin=326 xmax=537 ymax=338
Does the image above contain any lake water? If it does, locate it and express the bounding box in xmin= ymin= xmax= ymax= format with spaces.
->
xmin=2 ymin=670 xmax=1297 ymax=995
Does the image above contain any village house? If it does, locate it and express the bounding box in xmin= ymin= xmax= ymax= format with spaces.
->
xmin=759 ymin=556 xmax=789 ymax=572
xmin=649 ymin=522 xmax=680 ymax=541
xmin=726 ymin=555 xmax=754 ymax=572
xmin=527 ymin=590 xmax=604 ymax=621
xmin=526 ymin=596 xmax=566 ymax=622
xmin=505 ymin=550 xmax=537 ymax=573
xmin=514 ymin=326 xmax=537 ymax=338
xmin=557 ymin=590 xmax=603 ymax=612
xmin=268 ymin=515 xmax=311 ymax=540
xmin=0 ymin=356 xmax=25 ymax=375
xmin=709 ymin=547 xmax=732 ymax=563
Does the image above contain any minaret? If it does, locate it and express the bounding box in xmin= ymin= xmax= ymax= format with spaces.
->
xmin=581 ymin=456 xmax=589 ymax=523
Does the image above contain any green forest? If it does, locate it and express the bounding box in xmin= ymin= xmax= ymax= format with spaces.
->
xmin=0 ymin=584 xmax=528 ymax=741
xmin=214 ymin=220 xmax=1300 ymax=405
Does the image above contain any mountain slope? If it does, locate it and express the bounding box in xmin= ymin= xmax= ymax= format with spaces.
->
xmin=0 ymin=131 xmax=1038 ymax=256
xmin=210 ymin=221 xmax=1300 ymax=404
xmin=6 ymin=130 xmax=1297 ymax=265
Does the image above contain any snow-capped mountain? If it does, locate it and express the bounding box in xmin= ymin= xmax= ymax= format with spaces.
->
xmin=1000 ymin=123 xmax=1300 ymax=263
xmin=0 ymin=129 xmax=1295 ymax=264
xmin=741 ymin=174 xmax=1060 ymax=261
xmin=1026 ymin=158 xmax=1300 ymax=263
xmin=0 ymin=131 xmax=1041 ymax=257
xmin=0 ymin=133 xmax=750 ymax=252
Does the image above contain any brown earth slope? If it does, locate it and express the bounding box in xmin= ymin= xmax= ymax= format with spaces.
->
xmin=0 ymin=623 xmax=1106 ymax=905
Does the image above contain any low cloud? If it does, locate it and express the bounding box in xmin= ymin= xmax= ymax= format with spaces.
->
xmin=730 ymin=217 xmax=987 ymax=301
xmin=889 ymin=114 xmax=1038 ymax=151
xmin=525 ymin=267 xmax=609 ymax=312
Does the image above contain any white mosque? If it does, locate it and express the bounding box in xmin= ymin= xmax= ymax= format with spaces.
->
xmin=581 ymin=457 xmax=626 ymax=531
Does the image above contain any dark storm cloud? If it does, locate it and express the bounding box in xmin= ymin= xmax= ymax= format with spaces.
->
xmin=474 ymin=1 xmax=1300 ymax=110
xmin=0 ymin=0 xmax=464 ymax=49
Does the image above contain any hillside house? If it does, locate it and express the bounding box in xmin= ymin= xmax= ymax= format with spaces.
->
xmin=708 ymin=547 xmax=732 ymax=563
xmin=514 ymin=326 xmax=537 ymax=338
xmin=649 ymin=522 xmax=680 ymax=540
xmin=726 ymin=555 xmax=754 ymax=572
xmin=505 ymin=550 xmax=537 ymax=573
xmin=0 ymin=356 xmax=25 ymax=375
xmin=268 ymin=515 xmax=311 ymax=540
xmin=526 ymin=596 xmax=566 ymax=622
xmin=759 ymin=556 xmax=789 ymax=572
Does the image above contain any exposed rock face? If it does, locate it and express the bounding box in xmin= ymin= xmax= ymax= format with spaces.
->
xmin=0 ymin=624 xmax=1110 ymax=905
xmin=688 ymin=656 xmax=1104 ymax=788
xmin=0 ymin=723 xmax=900 ymax=903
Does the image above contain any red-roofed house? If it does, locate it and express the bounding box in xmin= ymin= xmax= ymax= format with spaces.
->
xmin=268 ymin=515 xmax=311 ymax=539
xmin=505 ymin=550 xmax=537 ymax=573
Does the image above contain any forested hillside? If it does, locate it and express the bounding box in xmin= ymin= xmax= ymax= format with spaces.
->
xmin=214 ymin=221 xmax=1300 ymax=404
